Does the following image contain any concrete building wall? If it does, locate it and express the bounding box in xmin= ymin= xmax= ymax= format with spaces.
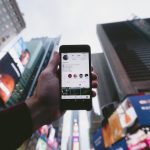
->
xmin=0 ymin=0 xmax=25 ymax=51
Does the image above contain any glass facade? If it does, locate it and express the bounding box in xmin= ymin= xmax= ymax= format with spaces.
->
xmin=0 ymin=0 xmax=25 ymax=50
xmin=0 ymin=36 xmax=60 ymax=110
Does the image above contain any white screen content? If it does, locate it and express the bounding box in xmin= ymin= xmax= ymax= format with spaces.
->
xmin=61 ymin=52 xmax=90 ymax=99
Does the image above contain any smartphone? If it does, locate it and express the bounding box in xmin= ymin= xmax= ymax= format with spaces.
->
xmin=59 ymin=45 xmax=92 ymax=110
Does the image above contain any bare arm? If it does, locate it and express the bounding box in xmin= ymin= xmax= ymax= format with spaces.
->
xmin=0 ymin=52 xmax=98 ymax=149
xmin=25 ymin=52 xmax=64 ymax=131
xmin=25 ymin=52 xmax=98 ymax=131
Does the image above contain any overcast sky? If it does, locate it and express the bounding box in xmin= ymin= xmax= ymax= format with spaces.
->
xmin=15 ymin=1 xmax=150 ymax=149
xmin=17 ymin=0 xmax=150 ymax=53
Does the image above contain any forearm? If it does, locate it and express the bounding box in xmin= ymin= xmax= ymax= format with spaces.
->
xmin=0 ymin=103 xmax=33 ymax=149
xmin=25 ymin=96 xmax=51 ymax=131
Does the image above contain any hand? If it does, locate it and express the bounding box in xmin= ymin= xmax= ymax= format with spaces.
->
xmin=25 ymin=52 xmax=62 ymax=130
xmin=26 ymin=52 xmax=98 ymax=131
xmin=91 ymin=67 xmax=98 ymax=97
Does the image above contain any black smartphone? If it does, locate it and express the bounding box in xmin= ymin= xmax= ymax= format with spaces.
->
xmin=59 ymin=45 xmax=92 ymax=110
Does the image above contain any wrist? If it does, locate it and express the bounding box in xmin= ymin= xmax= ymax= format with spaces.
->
xmin=25 ymin=96 xmax=50 ymax=131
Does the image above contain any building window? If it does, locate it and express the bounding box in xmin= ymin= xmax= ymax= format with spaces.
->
xmin=2 ymin=8 xmax=6 ymax=12
xmin=13 ymin=11 xmax=16 ymax=16
xmin=13 ymin=17 xmax=18 ymax=22
xmin=1 ymin=27 xmax=5 ymax=32
xmin=6 ymin=15 xmax=10 ymax=20
xmin=5 ymin=24 xmax=9 ymax=29
xmin=2 ymin=17 xmax=6 ymax=22
xmin=6 ymin=35 xmax=10 ymax=39
xmin=1 ymin=37 xmax=6 ymax=42
xmin=10 ymin=22 xmax=13 ymax=26
xmin=13 ymin=28 xmax=16 ymax=33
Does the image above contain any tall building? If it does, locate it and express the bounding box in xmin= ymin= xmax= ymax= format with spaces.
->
xmin=0 ymin=36 xmax=60 ymax=109
xmin=0 ymin=0 xmax=25 ymax=50
xmin=92 ymin=18 xmax=150 ymax=150
xmin=96 ymin=18 xmax=150 ymax=109
xmin=91 ymin=18 xmax=150 ymax=135
xmin=91 ymin=53 xmax=119 ymax=109
xmin=89 ymin=110 xmax=102 ymax=149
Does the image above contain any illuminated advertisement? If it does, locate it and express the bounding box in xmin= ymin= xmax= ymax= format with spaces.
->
xmin=36 ymin=138 xmax=47 ymax=150
xmin=126 ymin=127 xmax=150 ymax=150
xmin=111 ymin=139 xmax=128 ymax=150
xmin=72 ymin=120 xmax=80 ymax=150
xmin=0 ymin=38 xmax=30 ymax=104
xmin=119 ymin=99 xmax=138 ymax=129
xmin=0 ymin=53 xmax=21 ymax=103
xmin=93 ymin=127 xmax=105 ymax=150
xmin=108 ymin=111 xmax=125 ymax=144
xmin=39 ymin=125 xmax=59 ymax=150
xmin=129 ymin=95 xmax=150 ymax=126
xmin=104 ymin=98 xmax=138 ymax=146
xmin=47 ymin=126 xmax=59 ymax=149
xmin=102 ymin=122 xmax=114 ymax=148
xmin=9 ymin=38 xmax=30 ymax=71
xmin=92 ymin=95 xmax=150 ymax=149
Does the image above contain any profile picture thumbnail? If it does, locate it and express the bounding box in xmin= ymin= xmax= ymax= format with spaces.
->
xmin=63 ymin=55 xmax=69 ymax=60
xmin=79 ymin=74 xmax=83 ymax=78
xmin=85 ymin=74 xmax=88 ymax=77
xmin=19 ymin=49 xmax=30 ymax=66
xmin=73 ymin=74 xmax=78 ymax=78
xmin=68 ymin=74 xmax=72 ymax=78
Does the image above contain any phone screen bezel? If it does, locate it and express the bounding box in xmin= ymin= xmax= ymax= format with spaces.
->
xmin=59 ymin=45 xmax=92 ymax=110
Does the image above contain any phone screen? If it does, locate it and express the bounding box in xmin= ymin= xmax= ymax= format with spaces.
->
xmin=61 ymin=52 xmax=90 ymax=100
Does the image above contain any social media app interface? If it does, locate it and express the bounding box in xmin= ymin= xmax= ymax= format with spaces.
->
xmin=61 ymin=52 xmax=90 ymax=99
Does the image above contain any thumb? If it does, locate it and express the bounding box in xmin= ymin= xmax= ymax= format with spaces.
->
xmin=48 ymin=51 xmax=60 ymax=73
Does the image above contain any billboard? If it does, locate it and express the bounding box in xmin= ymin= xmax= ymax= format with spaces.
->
xmin=111 ymin=139 xmax=128 ymax=150
xmin=129 ymin=95 xmax=150 ymax=126
xmin=9 ymin=37 xmax=30 ymax=72
xmin=0 ymin=38 xmax=30 ymax=104
xmin=93 ymin=127 xmax=105 ymax=150
xmin=0 ymin=53 xmax=21 ymax=103
xmin=126 ymin=127 xmax=150 ymax=150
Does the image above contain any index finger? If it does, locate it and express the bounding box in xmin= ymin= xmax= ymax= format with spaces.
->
xmin=47 ymin=51 xmax=60 ymax=73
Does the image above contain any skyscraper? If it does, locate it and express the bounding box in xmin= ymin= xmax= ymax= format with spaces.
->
xmin=94 ymin=17 xmax=150 ymax=121
xmin=91 ymin=53 xmax=119 ymax=109
xmin=0 ymin=0 xmax=25 ymax=51
xmin=92 ymin=18 xmax=150 ymax=149
xmin=1 ymin=36 xmax=60 ymax=109
xmin=97 ymin=18 xmax=150 ymax=103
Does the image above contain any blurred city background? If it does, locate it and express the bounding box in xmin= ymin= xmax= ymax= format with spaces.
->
xmin=1 ymin=0 xmax=150 ymax=150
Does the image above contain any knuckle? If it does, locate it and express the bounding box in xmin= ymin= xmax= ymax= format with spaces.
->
xmin=40 ymin=70 xmax=48 ymax=78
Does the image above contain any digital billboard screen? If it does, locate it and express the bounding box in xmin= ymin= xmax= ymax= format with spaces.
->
xmin=9 ymin=38 xmax=30 ymax=72
xmin=0 ymin=38 xmax=30 ymax=104
xmin=0 ymin=53 xmax=21 ymax=103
